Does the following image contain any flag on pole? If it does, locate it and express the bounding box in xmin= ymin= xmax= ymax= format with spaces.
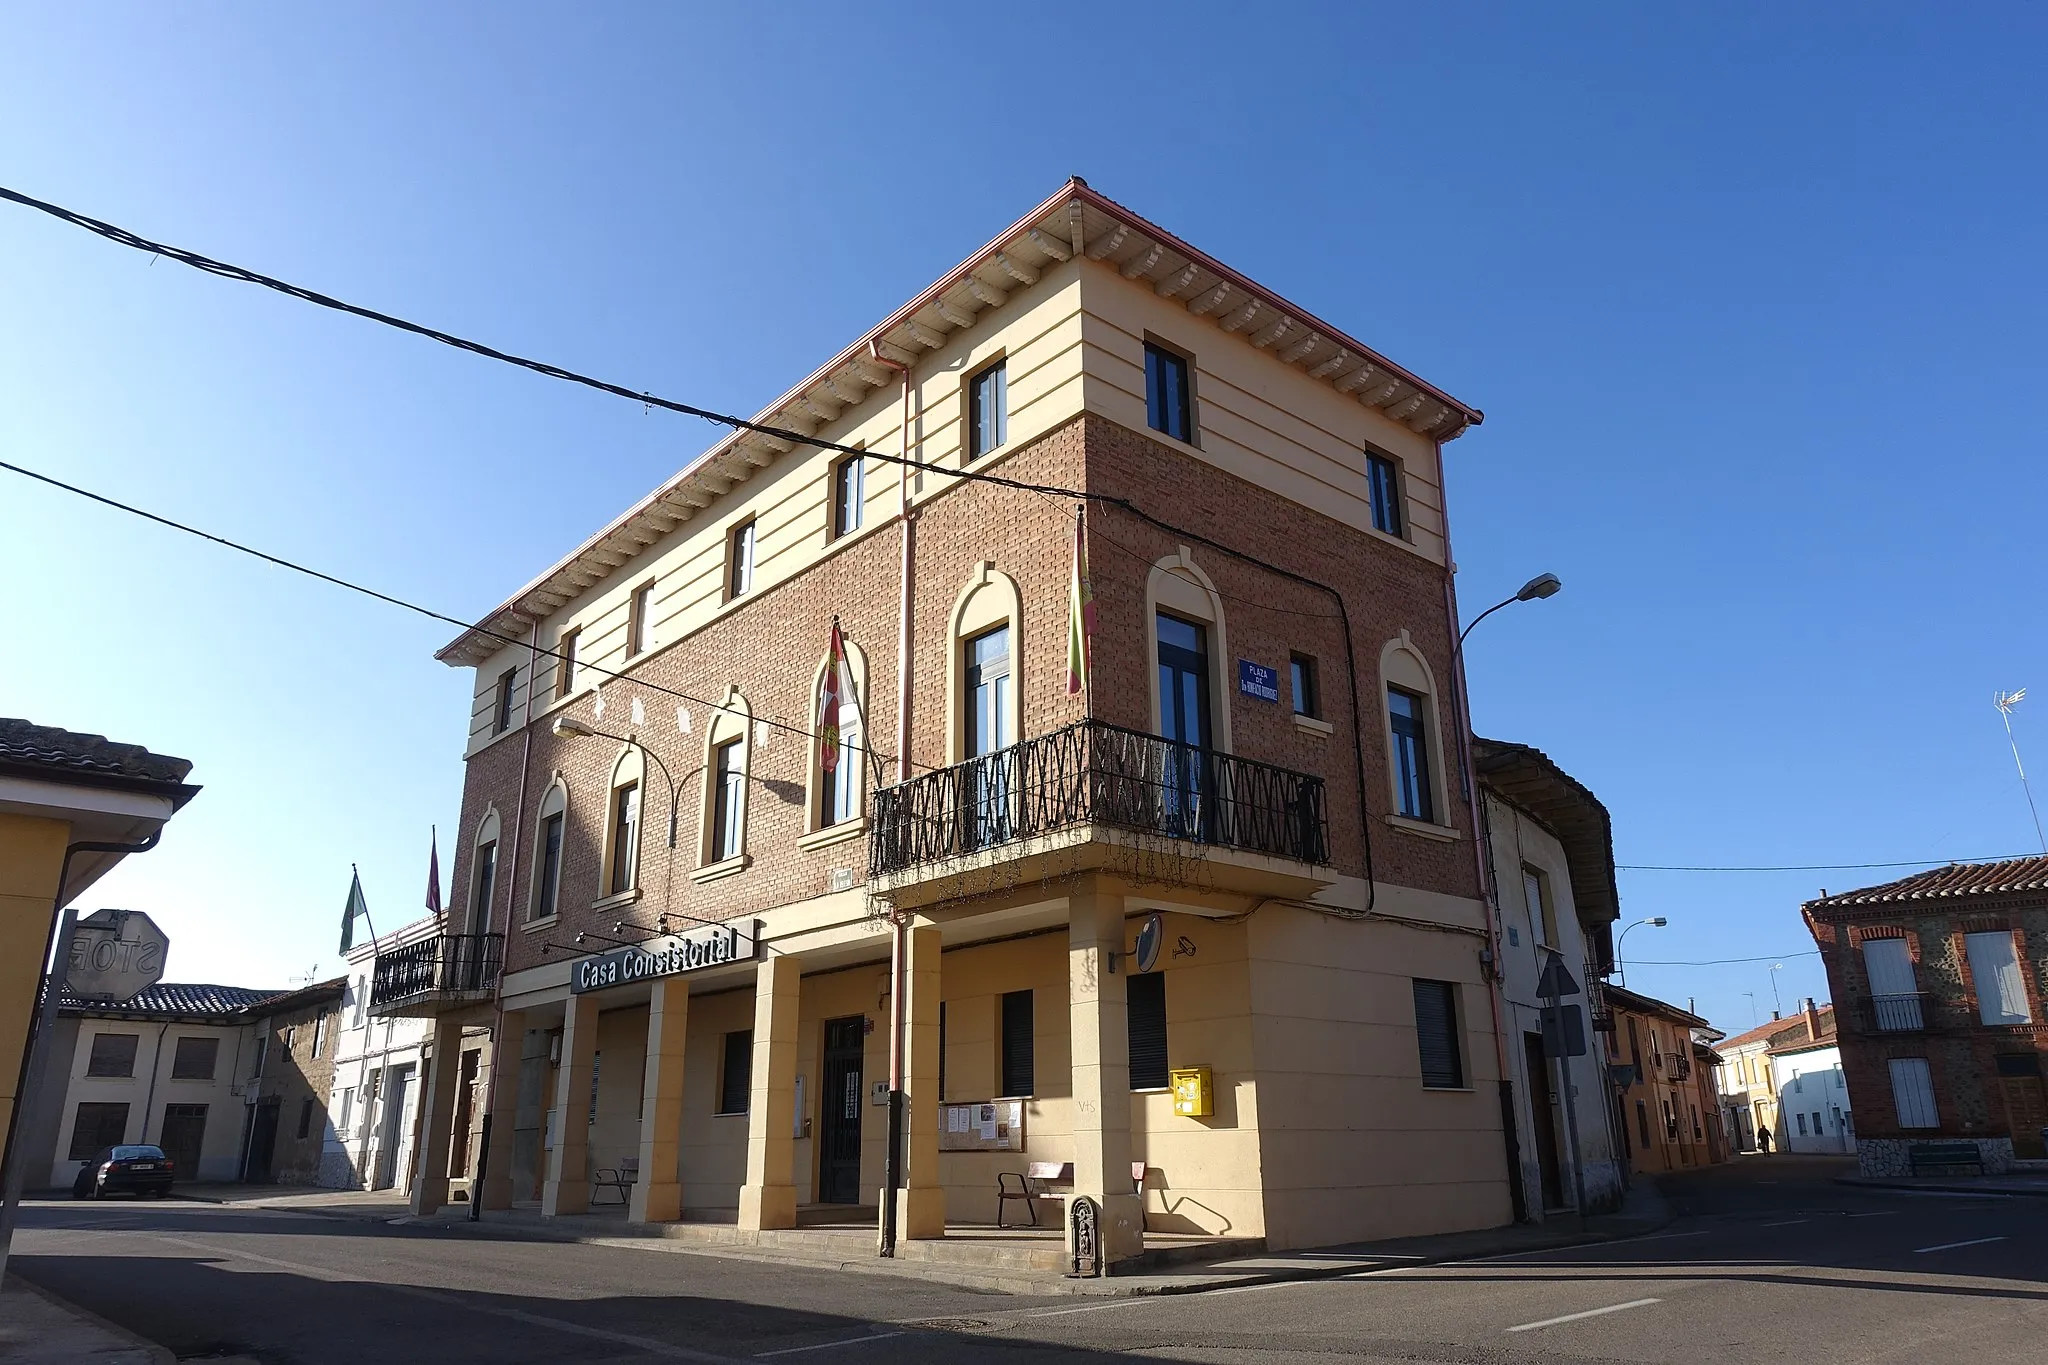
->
xmin=340 ymin=868 xmax=369 ymax=955
xmin=820 ymin=618 xmax=847 ymax=773
xmin=1066 ymin=505 xmax=1094 ymax=698
xmin=425 ymin=827 xmax=443 ymax=916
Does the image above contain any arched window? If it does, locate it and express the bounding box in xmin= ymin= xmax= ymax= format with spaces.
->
xmin=807 ymin=639 xmax=869 ymax=837
xmin=1144 ymin=549 xmax=1232 ymax=755
xmin=946 ymin=564 xmax=1024 ymax=765
xmin=468 ymin=807 xmax=502 ymax=935
xmin=600 ymin=747 xmax=645 ymax=901
xmin=528 ymin=777 xmax=569 ymax=923
xmin=1379 ymin=631 xmax=1451 ymax=830
xmin=695 ymin=686 xmax=752 ymax=881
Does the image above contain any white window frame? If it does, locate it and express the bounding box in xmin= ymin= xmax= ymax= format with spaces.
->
xmin=597 ymin=748 xmax=644 ymax=903
xmin=692 ymin=686 xmax=752 ymax=882
xmin=803 ymin=639 xmax=869 ymax=843
xmin=528 ymin=777 xmax=569 ymax=923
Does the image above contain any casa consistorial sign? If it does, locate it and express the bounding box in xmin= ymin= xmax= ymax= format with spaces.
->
xmin=571 ymin=919 xmax=762 ymax=994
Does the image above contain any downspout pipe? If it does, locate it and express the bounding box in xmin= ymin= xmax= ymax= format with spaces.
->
xmin=0 ymin=830 xmax=166 ymax=1278
xmin=469 ymin=613 xmax=539 ymax=1220
xmin=869 ymin=339 xmax=914 ymax=1259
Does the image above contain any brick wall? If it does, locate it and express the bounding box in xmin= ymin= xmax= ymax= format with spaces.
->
xmin=252 ymin=1000 xmax=341 ymax=1185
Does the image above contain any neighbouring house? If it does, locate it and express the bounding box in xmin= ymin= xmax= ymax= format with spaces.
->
xmin=1712 ymin=1014 xmax=1800 ymax=1152
xmin=321 ymin=917 xmax=436 ymax=1192
xmin=1804 ymin=858 xmax=2048 ymax=1176
xmin=1769 ymin=1001 xmax=1853 ymax=1155
xmin=373 ymin=179 xmax=1541 ymax=1266
xmin=1472 ymin=737 xmax=1626 ymax=1219
xmin=237 ymin=979 xmax=348 ymax=1185
xmin=1603 ymin=986 xmax=1729 ymax=1175
xmin=0 ymin=719 xmax=197 ymax=1201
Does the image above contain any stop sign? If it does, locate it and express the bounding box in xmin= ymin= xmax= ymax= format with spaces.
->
xmin=66 ymin=909 xmax=170 ymax=1004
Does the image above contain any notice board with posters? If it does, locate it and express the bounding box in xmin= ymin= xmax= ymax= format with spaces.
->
xmin=938 ymin=1099 xmax=1026 ymax=1151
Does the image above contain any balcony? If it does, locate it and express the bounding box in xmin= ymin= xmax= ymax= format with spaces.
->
xmin=1862 ymin=992 xmax=1934 ymax=1033
xmin=869 ymin=720 xmax=1329 ymax=903
xmin=369 ymin=932 xmax=503 ymax=1018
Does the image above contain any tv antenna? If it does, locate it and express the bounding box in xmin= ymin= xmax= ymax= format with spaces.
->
xmin=1994 ymin=690 xmax=2047 ymax=853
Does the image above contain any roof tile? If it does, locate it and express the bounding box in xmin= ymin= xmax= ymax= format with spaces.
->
xmin=1806 ymin=856 xmax=2048 ymax=909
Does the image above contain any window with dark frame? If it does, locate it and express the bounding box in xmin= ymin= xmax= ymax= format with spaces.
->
xmin=1128 ymin=972 xmax=1169 ymax=1090
xmin=473 ymin=840 xmax=498 ymax=927
xmin=1290 ymin=654 xmax=1320 ymax=719
xmin=1411 ymin=979 xmax=1464 ymax=1089
xmin=297 ymin=1097 xmax=315 ymax=1140
xmin=535 ymin=810 xmax=565 ymax=920
xmin=1387 ymin=686 xmax=1435 ymax=822
xmin=493 ymin=668 xmax=516 ymax=735
xmin=711 ymin=737 xmax=744 ymax=862
xmin=832 ymin=455 xmax=864 ymax=539
xmin=1144 ymin=342 xmax=1193 ymax=443
xmin=1000 ymin=989 xmax=1035 ymax=1097
xmin=1636 ymin=1099 xmax=1652 ymax=1149
xmin=608 ymin=784 xmax=639 ymax=895
xmin=627 ymin=583 xmax=653 ymax=656
xmin=1367 ymin=453 xmax=1404 ymax=537
xmin=87 ymin=1032 xmax=138 ymax=1078
xmin=719 ymin=1029 xmax=754 ymax=1114
xmin=968 ymin=360 xmax=1007 ymax=458
xmin=556 ymin=628 xmax=579 ymax=698
xmin=68 ymin=1102 xmax=130 ymax=1160
xmin=727 ymin=521 xmax=756 ymax=601
xmin=171 ymin=1036 xmax=218 ymax=1081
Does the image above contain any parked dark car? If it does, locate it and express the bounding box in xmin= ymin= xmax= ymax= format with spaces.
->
xmin=71 ymin=1144 xmax=174 ymax=1199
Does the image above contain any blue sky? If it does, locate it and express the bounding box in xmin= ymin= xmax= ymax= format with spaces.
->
xmin=3 ymin=6 xmax=2043 ymax=1033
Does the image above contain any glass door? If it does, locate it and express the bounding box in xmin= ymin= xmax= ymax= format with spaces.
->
xmin=1155 ymin=613 xmax=1213 ymax=840
xmin=964 ymin=625 xmax=1013 ymax=849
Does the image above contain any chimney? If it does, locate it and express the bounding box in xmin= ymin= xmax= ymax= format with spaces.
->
xmin=1804 ymin=996 xmax=1820 ymax=1041
xmin=1771 ymin=1010 xmax=1780 ymax=1020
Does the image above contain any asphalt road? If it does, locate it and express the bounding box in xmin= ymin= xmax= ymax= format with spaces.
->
xmin=12 ymin=1159 xmax=2045 ymax=1363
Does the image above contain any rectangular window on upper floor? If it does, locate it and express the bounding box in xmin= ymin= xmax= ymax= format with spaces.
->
xmin=832 ymin=455 xmax=864 ymax=539
xmin=1290 ymin=653 xmax=1320 ymax=719
xmin=555 ymin=628 xmax=579 ymax=699
xmin=968 ymin=359 xmax=1007 ymax=459
xmin=1367 ymin=453 xmax=1404 ymax=537
xmin=711 ymin=738 xmax=744 ymax=863
xmin=727 ymin=521 xmax=756 ymax=602
xmin=1145 ymin=341 xmax=1194 ymax=444
xmin=1387 ymin=686 xmax=1434 ymax=823
xmin=492 ymin=668 xmax=516 ymax=736
xmin=627 ymin=583 xmax=653 ymax=658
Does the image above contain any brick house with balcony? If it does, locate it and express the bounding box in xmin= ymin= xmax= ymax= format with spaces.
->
xmin=1804 ymin=857 xmax=2048 ymax=1176
xmin=374 ymin=180 xmax=1539 ymax=1266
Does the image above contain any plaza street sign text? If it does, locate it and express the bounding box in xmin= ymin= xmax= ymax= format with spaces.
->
xmin=572 ymin=919 xmax=761 ymax=994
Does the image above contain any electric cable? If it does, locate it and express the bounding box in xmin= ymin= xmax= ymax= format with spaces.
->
xmin=1618 ymin=856 xmax=2036 ymax=873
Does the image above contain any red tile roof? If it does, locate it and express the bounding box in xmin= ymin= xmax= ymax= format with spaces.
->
xmin=1805 ymin=856 xmax=2048 ymax=909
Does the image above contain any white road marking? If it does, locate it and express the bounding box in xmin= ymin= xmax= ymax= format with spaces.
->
xmin=1505 ymin=1297 xmax=1664 ymax=1333
xmin=1760 ymin=1219 xmax=1809 ymax=1227
xmin=755 ymin=1331 xmax=905 ymax=1357
xmin=1913 ymin=1236 xmax=2007 ymax=1254
xmin=1024 ymin=1298 xmax=1166 ymax=1315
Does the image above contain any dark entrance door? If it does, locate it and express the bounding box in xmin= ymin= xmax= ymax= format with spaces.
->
xmin=1523 ymin=1033 xmax=1566 ymax=1211
xmin=244 ymin=1098 xmax=280 ymax=1183
xmin=159 ymin=1104 xmax=207 ymax=1182
xmin=1155 ymin=612 xmax=1214 ymax=840
xmin=818 ymin=1016 xmax=865 ymax=1204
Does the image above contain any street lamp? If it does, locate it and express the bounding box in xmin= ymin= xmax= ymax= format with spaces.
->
xmin=552 ymin=716 xmax=683 ymax=847
xmin=1458 ymin=573 xmax=1563 ymax=647
xmin=1615 ymin=916 xmax=1667 ymax=986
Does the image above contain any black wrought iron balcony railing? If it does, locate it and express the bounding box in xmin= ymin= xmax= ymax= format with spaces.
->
xmin=869 ymin=719 xmax=1329 ymax=879
xmin=370 ymin=932 xmax=504 ymax=1012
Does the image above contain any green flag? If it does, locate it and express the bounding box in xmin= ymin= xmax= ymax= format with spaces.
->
xmin=340 ymin=868 xmax=368 ymax=954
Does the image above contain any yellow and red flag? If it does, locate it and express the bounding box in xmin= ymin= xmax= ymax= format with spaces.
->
xmin=820 ymin=619 xmax=847 ymax=772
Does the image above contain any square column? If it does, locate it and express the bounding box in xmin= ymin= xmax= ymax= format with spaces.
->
xmin=631 ymin=979 xmax=688 ymax=1223
xmin=738 ymin=952 xmax=800 ymax=1230
xmin=1068 ymin=883 xmax=1144 ymax=1264
xmin=895 ymin=920 xmax=945 ymax=1239
xmin=409 ymin=1014 xmax=468 ymax=1215
xmin=542 ymin=993 xmax=598 ymax=1217
xmin=477 ymin=1010 xmax=525 ymax=1211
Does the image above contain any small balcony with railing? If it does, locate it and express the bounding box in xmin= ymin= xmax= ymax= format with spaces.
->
xmin=369 ymin=931 xmax=504 ymax=1018
xmin=868 ymin=720 xmax=1332 ymax=906
xmin=1860 ymin=991 xmax=1940 ymax=1034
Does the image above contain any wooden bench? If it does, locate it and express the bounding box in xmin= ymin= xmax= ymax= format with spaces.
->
xmin=996 ymin=1161 xmax=1148 ymax=1228
xmin=1908 ymin=1142 xmax=1984 ymax=1177
xmin=592 ymin=1156 xmax=639 ymax=1205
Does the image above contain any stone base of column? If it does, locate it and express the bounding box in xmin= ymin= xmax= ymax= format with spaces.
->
xmin=411 ymin=1177 xmax=449 ymax=1217
xmin=631 ymin=1180 xmax=681 ymax=1225
xmin=738 ymin=1183 xmax=797 ymax=1230
xmin=541 ymin=1177 xmax=589 ymax=1218
xmin=478 ymin=1170 xmax=515 ymax=1211
xmin=893 ymin=1185 xmax=947 ymax=1240
xmin=1065 ymin=1193 xmax=1145 ymax=1266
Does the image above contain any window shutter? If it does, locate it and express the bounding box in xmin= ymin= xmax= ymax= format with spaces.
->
xmin=1128 ymin=972 xmax=1169 ymax=1090
xmin=1412 ymin=980 xmax=1464 ymax=1088
xmin=87 ymin=1033 xmax=139 ymax=1078
xmin=1888 ymin=1057 xmax=1939 ymax=1129
xmin=720 ymin=1030 xmax=754 ymax=1115
xmin=1001 ymin=989 xmax=1035 ymax=1097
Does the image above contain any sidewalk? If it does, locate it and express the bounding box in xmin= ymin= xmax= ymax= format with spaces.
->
xmin=0 ymin=1275 xmax=173 ymax=1364
xmin=184 ymin=1180 xmax=1676 ymax=1297
xmin=1839 ymin=1171 xmax=2048 ymax=1199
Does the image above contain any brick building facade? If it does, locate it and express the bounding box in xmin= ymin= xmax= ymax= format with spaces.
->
xmin=1804 ymin=857 xmax=2048 ymax=1176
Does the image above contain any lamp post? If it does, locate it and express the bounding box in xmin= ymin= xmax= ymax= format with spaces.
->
xmin=1458 ymin=573 xmax=1562 ymax=648
xmin=1615 ymin=916 xmax=1668 ymax=987
xmin=553 ymin=716 xmax=683 ymax=848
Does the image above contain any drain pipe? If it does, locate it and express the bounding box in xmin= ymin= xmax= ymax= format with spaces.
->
xmin=869 ymin=339 xmax=915 ymax=1258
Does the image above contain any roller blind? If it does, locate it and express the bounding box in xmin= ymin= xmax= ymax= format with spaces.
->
xmin=1413 ymin=979 xmax=1464 ymax=1089
xmin=1001 ymin=989 xmax=1035 ymax=1097
xmin=1128 ymin=972 xmax=1169 ymax=1090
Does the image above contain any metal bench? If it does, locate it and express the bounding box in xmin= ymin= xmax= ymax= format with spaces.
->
xmin=996 ymin=1161 xmax=1148 ymax=1228
xmin=592 ymin=1156 xmax=639 ymax=1205
xmin=1907 ymin=1142 xmax=1983 ymax=1176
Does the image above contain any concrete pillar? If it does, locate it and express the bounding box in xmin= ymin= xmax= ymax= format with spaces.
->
xmin=630 ymin=979 xmax=688 ymax=1224
xmin=895 ymin=920 xmax=945 ymax=1239
xmin=477 ymin=1009 xmax=525 ymax=1211
xmin=1067 ymin=882 xmax=1144 ymax=1264
xmin=409 ymin=1014 xmax=467 ymax=1215
xmin=542 ymin=994 xmax=598 ymax=1217
xmin=737 ymin=952 xmax=800 ymax=1230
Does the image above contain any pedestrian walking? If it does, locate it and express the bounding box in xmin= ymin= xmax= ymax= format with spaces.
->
xmin=1758 ymin=1124 xmax=1773 ymax=1155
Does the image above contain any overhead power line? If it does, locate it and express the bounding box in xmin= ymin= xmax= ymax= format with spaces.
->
xmin=1625 ymin=951 xmax=1822 ymax=967
xmin=1617 ymin=855 xmax=2036 ymax=873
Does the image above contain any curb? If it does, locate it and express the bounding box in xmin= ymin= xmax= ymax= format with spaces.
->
xmin=1837 ymin=1175 xmax=2048 ymax=1199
